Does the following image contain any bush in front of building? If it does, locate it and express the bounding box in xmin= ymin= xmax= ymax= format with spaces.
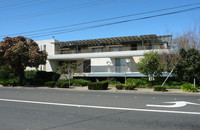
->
xmin=70 ymin=79 xmax=91 ymax=86
xmin=115 ymin=84 xmax=136 ymax=90
xmin=126 ymin=78 xmax=151 ymax=88
xmin=25 ymin=71 xmax=60 ymax=86
xmin=45 ymin=81 xmax=56 ymax=88
xmin=124 ymin=84 xmax=136 ymax=90
xmin=116 ymin=84 xmax=124 ymax=90
xmin=88 ymin=81 xmax=108 ymax=90
xmin=153 ymin=85 xmax=167 ymax=92
xmin=55 ymin=80 xmax=72 ymax=88
xmin=0 ymin=78 xmax=18 ymax=87
xmin=181 ymin=83 xmax=198 ymax=92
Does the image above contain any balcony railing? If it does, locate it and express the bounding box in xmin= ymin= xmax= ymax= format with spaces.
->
xmin=55 ymin=45 xmax=168 ymax=55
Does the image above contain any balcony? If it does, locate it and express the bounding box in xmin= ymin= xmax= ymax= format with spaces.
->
xmin=55 ymin=45 xmax=168 ymax=55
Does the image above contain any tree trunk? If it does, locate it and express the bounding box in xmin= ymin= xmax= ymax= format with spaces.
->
xmin=17 ymin=69 xmax=25 ymax=85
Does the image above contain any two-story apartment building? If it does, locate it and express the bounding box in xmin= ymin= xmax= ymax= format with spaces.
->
xmin=30 ymin=34 xmax=172 ymax=79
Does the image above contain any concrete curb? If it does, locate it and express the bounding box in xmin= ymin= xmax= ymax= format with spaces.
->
xmin=0 ymin=86 xmax=199 ymax=95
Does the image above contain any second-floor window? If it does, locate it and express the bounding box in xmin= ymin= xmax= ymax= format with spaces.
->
xmin=109 ymin=46 xmax=122 ymax=52
xmin=92 ymin=47 xmax=103 ymax=52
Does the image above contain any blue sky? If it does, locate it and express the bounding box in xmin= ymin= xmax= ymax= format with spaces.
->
xmin=0 ymin=0 xmax=199 ymax=42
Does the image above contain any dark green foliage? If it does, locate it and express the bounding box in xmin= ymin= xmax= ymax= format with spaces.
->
xmin=25 ymin=70 xmax=37 ymax=79
xmin=55 ymin=80 xmax=72 ymax=88
xmin=108 ymin=80 xmax=121 ymax=85
xmin=181 ymin=83 xmax=198 ymax=92
xmin=60 ymin=82 xmax=70 ymax=88
xmin=0 ymin=65 xmax=16 ymax=79
xmin=52 ymin=73 xmax=61 ymax=81
xmin=25 ymin=71 xmax=60 ymax=86
xmin=124 ymin=84 xmax=136 ymax=90
xmin=88 ymin=81 xmax=108 ymax=90
xmin=154 ymin=86 xmax=167 ymax=92
xmin=55 ymin=81 xmax=64 ymax=88
xmin=36 ymin=71 xmax=59 ymax=82
xmin=25 ymin=78 xmax=43 ymax=86
xmin=116 ymin=84 xmax=124 ymax=90
xmin=174 ymin=48 xmax=200 ymax=83
xmin=126 ymin=78 xmax=150 ymax=88
xmin=70 ymin=79 xmax=91 ymax=86
xmin=136 ymin=51 xmax=165 ymax=78
xmin=45 ymin=81 xmax=56 ymax=88
xmin=0 ymin=78 xmax=18 ymax=86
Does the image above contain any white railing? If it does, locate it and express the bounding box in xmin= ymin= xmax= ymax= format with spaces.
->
xmin=55 ymin=45 xmax=168 ymax=54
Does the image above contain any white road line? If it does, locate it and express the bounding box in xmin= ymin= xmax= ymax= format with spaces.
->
xmin=0 ymin=98 xmax=199 ymax=115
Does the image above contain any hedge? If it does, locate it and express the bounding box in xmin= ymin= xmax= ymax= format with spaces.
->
xmin=124 ymin=84 xmax=136 ymax=90
xmin=116 ymin=84 xmax=124 ymax=90
xmin=88 ymin=81 xmax=108 ymax=90
xmin=70 ymin=79 xmax=91 ymax=86
xmin=45 ymin=81 xmax=56 ymax=88
xmin=55 ymin=80 xmax=72 ymax=88
xmin=181 ymin=83 xmax=198 ymax=92
xmin=0 ymin=78 xmax=18 ymax=87
xmin=154 ymin=86 xmax=167 ymax=92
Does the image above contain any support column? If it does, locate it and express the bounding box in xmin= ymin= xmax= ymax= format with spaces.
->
xmin=142 ymin=40 xmax=144 ymax=50
xmin=152 ymin=39 xmax=155 ymax=49
xmin=98 ymin=43 xmax=100 ymax=52
xmin=76 ymin=44 xmax=78 ymax=53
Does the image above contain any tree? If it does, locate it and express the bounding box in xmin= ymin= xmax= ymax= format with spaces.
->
xmin=136 ymin=51 xmax=165 ymax=80
xmin=174 ymin=48 xmax=200 ymax=83
xmin=0 ymin=36 xmax=47 ymax=83
xmin=159 ymin=52 xmax=178 ymax=72
xmin=56 ymin=62 xmax=80 ymax=80
xmin=173 ymin=23 xmax=200 ymax=51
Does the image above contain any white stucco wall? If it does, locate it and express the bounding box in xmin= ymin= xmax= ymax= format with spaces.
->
xmin=91 ymin=58 xmax=113 ymax=72
xmin=26 ymin=39 xmax=56 ymax=72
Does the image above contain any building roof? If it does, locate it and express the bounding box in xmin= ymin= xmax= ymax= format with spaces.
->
xmin=57 ymin=34 xmax=172 ymax=47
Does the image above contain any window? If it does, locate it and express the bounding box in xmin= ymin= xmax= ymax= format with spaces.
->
xmin=92 ymin=47 xmax=103 ymax=52
xmin=115 ymin=58 xmax=125 ymax=73
xmin=109 ymin=46 xmax=122 ymax=52
xmin=43 ymin=45 xmax=46 ymax=51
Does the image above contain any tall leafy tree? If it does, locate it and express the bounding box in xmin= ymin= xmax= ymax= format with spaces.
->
xmin=136 ymin=51 xmax=165 ymax=79
xmin=0 ymin=36 xmax=47 ymax=83
xmin=56 ymin=62 xmax=79 ymax=80
xmin=174 ymin=48 xmax=200 ymax=83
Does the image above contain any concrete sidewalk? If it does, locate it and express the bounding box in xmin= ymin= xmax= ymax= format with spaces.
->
xmin=0 ymin=85 xmax=199 ymax=95
xmin=68 ymin=86 xmax=200 ymax=95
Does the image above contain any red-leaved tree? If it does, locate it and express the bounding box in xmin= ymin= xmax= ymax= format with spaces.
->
xmin=0 ymin=36 xmax=47 ymax=83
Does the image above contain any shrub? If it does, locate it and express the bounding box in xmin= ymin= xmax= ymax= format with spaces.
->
xmin=109 ymin=80 xmax=121 ymax=85
xmin=154 ymin=85 xmax=167 ymax=92
xmin=126 ymin=78 xmax=150 ymax=88
xmin=60 ymin=82 xmax=70 ymax=88
xmin=116 ymin=84 xmax=124 ymax=90
xmin=45 ymin=81 xmax=56 ymax=88
xmin=0 ymin=65 xmax=16 ymax=79
xmin=36 ymin=71 xmax=57 ymax=82
xmin=181 ymin=83 xmax=198 ymax=92
xmin=25 ymin=70 xmax=37 ymax=79
xmin=52 ymin=73 xmax=61 ymax=81
xmin=70 ymin=79 xmax=91 ymax=86
xmin=56 ymin=80 xmax=72 ymax=88
xmin=25 ymin=78 xmax=44 ymax=86
xmin=88 ymin=81 xmax=108 ymax=90
xmin=124 ymin=84 xmax=136 ymax=90
xmin=55 ymin=81 xmax=64 ymax=88
xmin=0 ymin=78 xmax=18 ymax=87
xmin=25 ymin=71 xmax=60 ymax=86
xmin=126 ymin=78 xmax=138 ymax=86
xmin=1 ymin=81 xmax=9 ymax=86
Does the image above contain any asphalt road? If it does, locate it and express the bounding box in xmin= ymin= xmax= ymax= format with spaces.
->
xmin=0 ymin=87 xmax=199 ymax=130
